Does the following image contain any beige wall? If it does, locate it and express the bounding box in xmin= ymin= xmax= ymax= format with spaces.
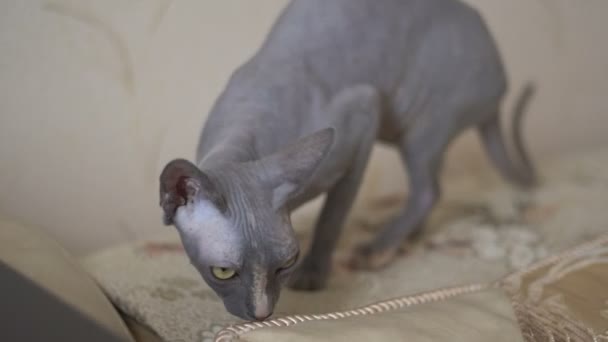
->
xmin=1 ymin=0 xmax=607 ymax=256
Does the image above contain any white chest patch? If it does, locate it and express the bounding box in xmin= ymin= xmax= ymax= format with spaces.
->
xmin=174 ymin=200 xmax=242 ymax=267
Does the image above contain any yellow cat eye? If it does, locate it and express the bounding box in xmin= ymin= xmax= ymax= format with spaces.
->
xmin=211 ymin=267 xmax=237 ymax=280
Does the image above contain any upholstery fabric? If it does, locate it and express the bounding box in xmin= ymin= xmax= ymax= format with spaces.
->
xmin=0 ymin=218 xmax=135 ymax=342
xmin=502 ymin=234 xmax=608 ymax=341
xmin=84 ymin=147 xmax=608 ymax=341
xmin=216 ymin=234 xmax=608 ymax=341
xmin=233 ymin=290 xmax=523 ymax=342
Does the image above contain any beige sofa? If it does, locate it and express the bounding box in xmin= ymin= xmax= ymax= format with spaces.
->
xmin=0 ymin=218 xmax=161 ymax=342
xmin=2 ymin=2 xmax=608 ymax=341
xmin=2 ymin=147 xmax=608 ymax=341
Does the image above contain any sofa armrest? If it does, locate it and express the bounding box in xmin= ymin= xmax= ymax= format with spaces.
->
xmin=0 ymin=218 xmax=135 ymax=342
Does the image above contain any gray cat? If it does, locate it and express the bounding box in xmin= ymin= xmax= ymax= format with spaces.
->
xmin=159 ymin=0 xmax=536 ymax=321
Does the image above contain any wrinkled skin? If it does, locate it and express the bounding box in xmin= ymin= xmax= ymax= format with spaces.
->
xmin=159 ymin=0 xmax=536 ymax=321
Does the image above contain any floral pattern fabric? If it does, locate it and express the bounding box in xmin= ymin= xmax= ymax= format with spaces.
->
xmin=83 ymin=148 xmax=608 ymax=342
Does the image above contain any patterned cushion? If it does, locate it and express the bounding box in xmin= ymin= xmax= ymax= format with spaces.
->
xmin=84 ymin=147 xmax=608 ymax=341
xmin=222 ymin=289 xmax=524 ymax=342
xmin=217 ymin=234 xmax=608 ymax=342
xmin=501 ymin=234 xmax=608 ymax=341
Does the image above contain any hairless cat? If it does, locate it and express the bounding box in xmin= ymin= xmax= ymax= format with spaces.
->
xmin=159 ymin=0 xmax=537 ymax=321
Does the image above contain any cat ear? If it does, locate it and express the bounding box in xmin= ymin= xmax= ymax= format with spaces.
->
xmin=159 ymin=159 xmax=226 ymax=225
xmin=252 ymin=127 xmax=335 ymax=209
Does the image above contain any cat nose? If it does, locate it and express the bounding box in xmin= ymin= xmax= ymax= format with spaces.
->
xmin=254 ymin=307 xmax=273 ymax=321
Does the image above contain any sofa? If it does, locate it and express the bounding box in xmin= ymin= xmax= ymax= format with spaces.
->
xmin=2 ymin=147 xmax=607 ymax=341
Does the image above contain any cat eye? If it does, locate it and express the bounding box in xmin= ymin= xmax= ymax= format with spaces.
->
xmin=279 ymin=253 xmax=298 ymax=272
xmin=210 ymin=266 xmax=237 ymax=280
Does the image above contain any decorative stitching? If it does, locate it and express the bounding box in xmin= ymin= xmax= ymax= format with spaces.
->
xmin=499 ymin=233 xmax=608 ymax=291
xmin=501 ymin=233 xmax=608 ymax=342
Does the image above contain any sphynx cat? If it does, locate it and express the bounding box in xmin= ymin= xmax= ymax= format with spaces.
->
xmin=159 ymin=0 xmax=537 ymax=321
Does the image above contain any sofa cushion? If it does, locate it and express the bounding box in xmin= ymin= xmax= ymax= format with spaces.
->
xmin=220 ymin=289 xmax=523 ymax=342
xmin=215 ymin=233 xmax=608 ymax=342
xmin=501 ymin=233 xmax=608 ymax=341
xmin=84 ymin=147 xmax=608 ymax=341
xmin=0 ymin=218 xmax=134 ymax=342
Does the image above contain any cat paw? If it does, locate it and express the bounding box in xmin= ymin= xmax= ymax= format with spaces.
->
xmin=287 ymin=262 xmax=329 ymax=291
xmin=347 ymin=243 xmax=400 ymax=270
